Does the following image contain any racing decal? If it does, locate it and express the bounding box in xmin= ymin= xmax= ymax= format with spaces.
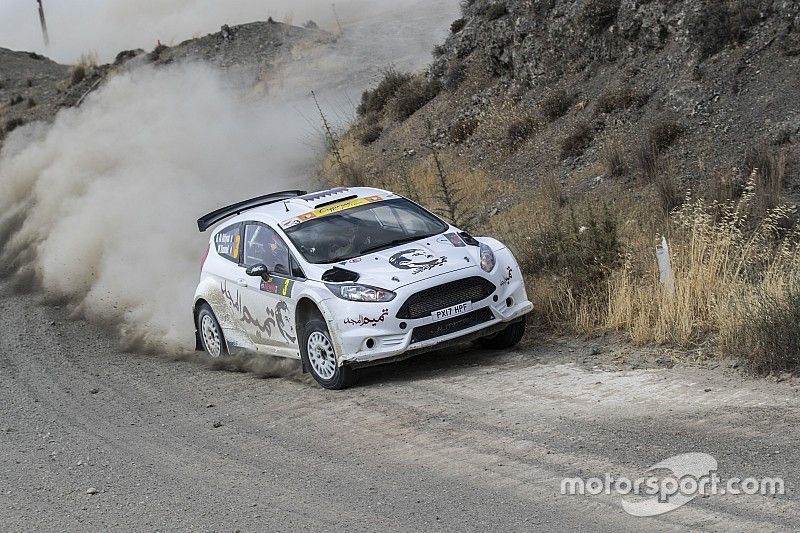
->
xmin=389 ymin=249 xmax=448 ymax=275
xmin=280 ymin=195 xmax=384 ymax=228
xmin=299 ymin=187 xmax=349 ymax=202
xmin=215 ymin=228 xmax=240 ymax=257
xmin=343 ymin=309 xmax=389 ymax=327
xmin=439 ymin=232 xmax=466 ymax=247
xmin=500 ymin=265 xmax=513 ymax=286
xmin=275 ymin=300 xmax=296 ymax=343
xmin=260 ymin=276 xmax=294 ymax=297
xmin=220 ymin=280 xmax=297 ymax=344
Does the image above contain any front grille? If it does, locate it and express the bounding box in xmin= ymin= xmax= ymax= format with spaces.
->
xmin=411 ymin=307 xmax=494 ymax=344
xmin=397 ymin=277 xmax=496 ymax=319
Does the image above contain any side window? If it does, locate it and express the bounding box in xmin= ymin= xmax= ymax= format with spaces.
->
xmin=244 ymin=224 xmax=290 ymax=276
xmin=214 ymin=224 xmax=241 ymax=262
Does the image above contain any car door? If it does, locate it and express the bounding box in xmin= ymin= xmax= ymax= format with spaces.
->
xmin=239 ymin=222 xmax=302 ymax=357
xmin=211 ymin=222 xmax=254 ymax=350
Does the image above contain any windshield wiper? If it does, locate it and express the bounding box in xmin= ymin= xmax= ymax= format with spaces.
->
xmin=358 ymin=233 xmax=437 ymax=256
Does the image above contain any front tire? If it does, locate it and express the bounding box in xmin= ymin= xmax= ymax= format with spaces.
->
xmin=477 ymin=319 xmax=526 ymax=350
xmin=301 ymin=318 xmax=356 ymax=390
xmin=197 ymin=304 xmax=227 ymax=358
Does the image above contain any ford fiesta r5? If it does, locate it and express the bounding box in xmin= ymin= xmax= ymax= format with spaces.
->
xmin=193 ymin=187 xmax=532 ymax=389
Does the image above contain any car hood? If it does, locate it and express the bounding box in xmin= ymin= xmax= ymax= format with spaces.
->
xmin=319 ymin=233 xmax=481 ymax=290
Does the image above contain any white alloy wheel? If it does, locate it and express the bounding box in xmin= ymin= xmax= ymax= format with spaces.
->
xmin=201 ymin=314 xmax=222 ymax=357
xmin=307 ymin=331 xmax=336 ymax=380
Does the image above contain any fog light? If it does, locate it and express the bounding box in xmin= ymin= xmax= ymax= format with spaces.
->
xmin=366 ymin=338 xmax=375 ymax=349
xmin=506 ymin=297 xmax=514 ymax=307
xmin=493 ymin=295 xmax=499 ymax=302
xmin=399 ymin=322 xmax=407 ymax=330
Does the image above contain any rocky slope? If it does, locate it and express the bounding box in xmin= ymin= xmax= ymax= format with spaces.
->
xmin=336 ymin=0 xmax=800 ymax=210
xmin=0 ymin=20 xmax=327 ymax=145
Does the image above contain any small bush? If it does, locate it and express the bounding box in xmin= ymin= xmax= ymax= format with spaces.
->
xmin=147 ymin=43 xmax=168 ymax=62
xmin=26 ymin=98 xmax=36 ymax=108
xmin=648 ymin=117 xmax=684 ymax=152
xmin=600 ymin=138 xmax=627 ymax=177
xmin=560 ymin=123 xmax=594 ymax=158
xmin=654 ymin=161 xmax=682 ymax=215
xmin=687 ymin=0 xmax=762 ymax=58
xmin=723 ymin=281 xmax=800 ymax=374
xmin=540 ymin=88 xmax=573 ymax=122
xmin=70 ymin=65 xmax=86 ymax=86
xmin=357 ymin=68 xmax=413 ymax=117
xmin=433 ymin=44 xmax=447 ymax=57
xmin=524 ymin=202 xmax=621 ymax=294
xmin=359 ymin=123 xmax=383 ymax=145
xmin=485 ymin=2 xmax=508 ymax=21
xmin=596 ymin=86 xmax=649 ymax=114
xmin=745 ymin=144 xmax=786 ymax=214
xmin=451 ymin=18 xmax=467 ymax=33
xmin=9 ymin=95 xmax=23 ymax=106
xmin=390 ymin=77 xmax=441 ymax=120
xmin=506 ymin=116 xmax=538 ymax=147
xmin=581 ymin=0 xmax=621 ymax=34
xmin=635 ymin=142 xmax=659 ymax=182
xmin=5 ymin=118 xmax=26 ymax=134
xmin=449 ymin=117 xmax=479 ymax=144
xmin=444 ymin=62 xmax=467 ymax=90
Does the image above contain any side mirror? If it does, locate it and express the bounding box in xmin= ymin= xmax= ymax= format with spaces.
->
xmin=245 ymin=263 xmax=269 ymax=278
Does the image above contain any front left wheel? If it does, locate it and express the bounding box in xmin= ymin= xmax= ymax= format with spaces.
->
xmin=301 ymin=318 xmax=357 ymax=390
xmin=197 ymin=304 xmax=227 ymax=358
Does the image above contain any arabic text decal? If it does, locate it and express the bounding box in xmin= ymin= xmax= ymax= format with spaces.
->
xmin=343 ymin=309 xmax=389 ymax=327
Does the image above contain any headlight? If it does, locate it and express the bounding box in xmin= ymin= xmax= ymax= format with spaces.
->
xmin=325 ymin=283 xmax=396 ymax=302
xmin=479 ymin=243 xmax=496 ymax=272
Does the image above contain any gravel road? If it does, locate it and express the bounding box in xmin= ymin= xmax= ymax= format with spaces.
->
xmin=2 ymin=280 xmax=799 ymax=531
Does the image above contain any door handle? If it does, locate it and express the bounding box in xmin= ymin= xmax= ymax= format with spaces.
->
xmin=237 ymin=279 xmax=248 ymax=287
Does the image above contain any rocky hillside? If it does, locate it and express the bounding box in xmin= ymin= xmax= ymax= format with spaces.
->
xmin=334 ymin=0 xmax=800 ymax=213
xmin=0 ymin=20 xmax=328 ymax=146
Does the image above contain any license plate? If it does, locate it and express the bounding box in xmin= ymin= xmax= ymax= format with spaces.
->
xmin=432 ymin=301 xmax=473 ymax=320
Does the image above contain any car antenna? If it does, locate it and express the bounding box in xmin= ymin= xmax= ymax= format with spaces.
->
xmin=283 ymin=200 xmax=290 ymax=212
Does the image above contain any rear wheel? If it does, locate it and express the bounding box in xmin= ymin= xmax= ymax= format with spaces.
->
xmin=477 ymin=319 xmax=526 ymax=350
xmin=301 ymin=318 xmax=357 ymax=390
xmin=197 ymin=304 xmax=227 ymax=358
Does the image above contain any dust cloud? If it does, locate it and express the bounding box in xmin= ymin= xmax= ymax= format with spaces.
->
xmin=0 ymin=1 xmax=457 ymax=352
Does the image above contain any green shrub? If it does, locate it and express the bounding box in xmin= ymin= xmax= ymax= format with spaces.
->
xmin=723 ymin=281 xmax=800 ymax=374
xmin=390 ymin=77 xmax=441 ymax=120
xmin=523 ymin=202 xmax=621 ymax=294
xmin=357 ymin=68 xmax=412 ymax=117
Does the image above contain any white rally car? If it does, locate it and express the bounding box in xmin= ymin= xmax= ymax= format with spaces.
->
xmin=194 ymin=187 xmax=532 ymax=389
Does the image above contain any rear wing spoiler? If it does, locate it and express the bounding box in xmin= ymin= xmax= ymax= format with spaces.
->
xmin=197 ymin=190 xmax=307 ymax=232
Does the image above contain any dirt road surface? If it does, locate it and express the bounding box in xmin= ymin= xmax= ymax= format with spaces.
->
xmin=2 ymin=280 xmax=799 ymax=531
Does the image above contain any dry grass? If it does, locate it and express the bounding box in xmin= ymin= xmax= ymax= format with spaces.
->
xmin=600 ymin=137 xmax=627 ymax=177
xmin=606 ymin=186 xmax=800 ymax=356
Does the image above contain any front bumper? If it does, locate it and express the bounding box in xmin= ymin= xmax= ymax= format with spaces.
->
xmin=320 ymin=250 xmax=532 ymax=367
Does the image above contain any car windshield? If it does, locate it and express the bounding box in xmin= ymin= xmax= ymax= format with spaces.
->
xmin=284 ymin=198 xmax=449 ymax=264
